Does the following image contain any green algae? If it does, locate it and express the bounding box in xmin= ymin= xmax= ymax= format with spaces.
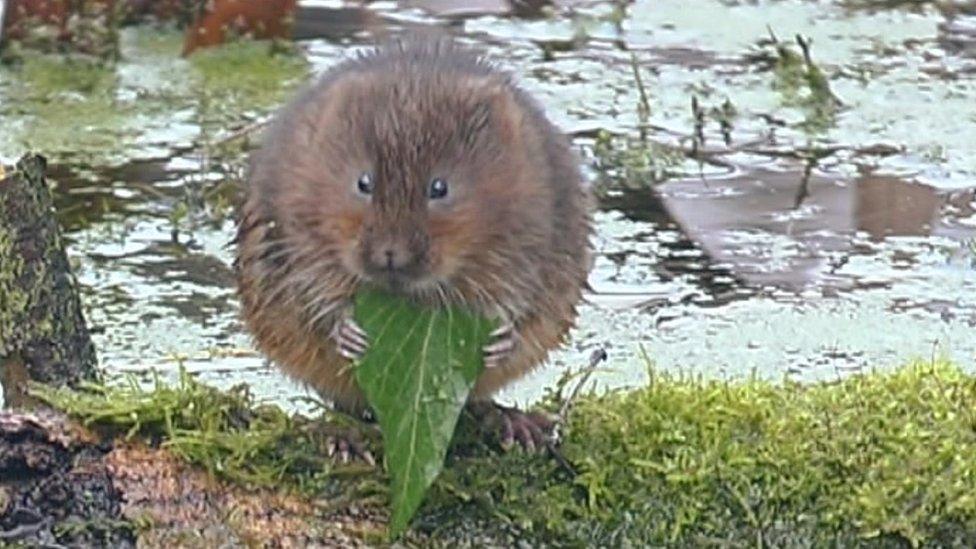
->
xmin=31 ymin=359 xmax=976 ymax=546
xmin=0 ymin=56 xmax=130 ymax=161
xmin=12 ymin=1 xmax=970 ymax=390
xmin=0 ymin=28 xmax=308 ymax=166
xmin=189 ymin=39 xmax=308 ymax=129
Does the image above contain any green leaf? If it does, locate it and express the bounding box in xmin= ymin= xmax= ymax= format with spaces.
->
xmin=353 ymin=287 xmax=495 ymax=538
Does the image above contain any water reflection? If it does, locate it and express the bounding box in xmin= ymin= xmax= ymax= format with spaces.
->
xmin=292 ymin=4 xmax=380 ymax=41
xmin=658 ymin=165 xmax=976 ymax=292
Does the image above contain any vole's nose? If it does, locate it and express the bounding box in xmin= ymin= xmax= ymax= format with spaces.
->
xmin=378 ymin=246 xmax=409 ymax=271
xmin=361 ymin=225 xmax=429 ymax=278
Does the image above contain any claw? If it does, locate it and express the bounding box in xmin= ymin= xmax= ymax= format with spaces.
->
xmin=335 ymin=437 xmax=350 ymax=463
xmin=514 ymin=421 xmax=537 ymax=453
xmin=491 ymin=323 xmax=514 ymax=338
xmin=483 ymin=322 xmax=516 ymax=369
xmin=324 ymin=432 xmax=375 ymax=465
xmin=333 ymin=316 xmax=369 ymax=360
xmin=500 ymin=413 xmax=515 ymax=451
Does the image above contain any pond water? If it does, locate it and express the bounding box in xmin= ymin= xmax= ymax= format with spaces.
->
xmin=1 ymin=0 xmax=974 ymax=410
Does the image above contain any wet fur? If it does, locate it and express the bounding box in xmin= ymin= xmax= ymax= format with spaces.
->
xmin=235 ymin=39 xmax=593 ymax=412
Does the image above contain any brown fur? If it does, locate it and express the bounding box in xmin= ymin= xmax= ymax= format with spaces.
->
xmin=235 ymin=39 xmax=593 ymax=412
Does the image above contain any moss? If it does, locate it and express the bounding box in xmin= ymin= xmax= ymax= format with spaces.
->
xmin=31 ymin=366 xmax=379 ymax=497
xmin=32 ymin=360 xmax=976 ymax=546
xmin=0 ymin=160 xmax=55 ymax=356
xmin=426 ymin=360 xmax=976 ymax=547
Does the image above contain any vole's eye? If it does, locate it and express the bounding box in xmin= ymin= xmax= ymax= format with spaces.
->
xmin=356 ymin=173 xmax=373 ymax=195
xmin=428 ymin=178 xmax=448 ymax=200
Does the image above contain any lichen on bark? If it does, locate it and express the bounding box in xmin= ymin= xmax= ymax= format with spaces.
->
xmin=0 ymin=154 xmax=98 ymax=405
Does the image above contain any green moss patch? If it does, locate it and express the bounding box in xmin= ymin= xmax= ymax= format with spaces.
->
xmin=31 ymin=368 xmax=379 ymax=497
xmin=428 ymin=360 xmax=976 ymax=547
xmin=32 ymin=360 xmax=976 ymax=546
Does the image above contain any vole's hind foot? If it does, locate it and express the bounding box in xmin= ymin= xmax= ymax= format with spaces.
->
xmin=327 ymin=434 xmax=376 ymax=466
xmin=483 ymin=323 xmax=516 ymax=369
xmin=316 ymin=423 xmax=376 ymax=466
xmin=333 ymin=316 xmax=369 ymax=361
xmin=468 ymin=401 xmax=556 ymax=453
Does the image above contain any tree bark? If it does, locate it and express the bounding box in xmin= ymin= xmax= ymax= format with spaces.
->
xmin=0 ymin=154 xmax=98 ymax=407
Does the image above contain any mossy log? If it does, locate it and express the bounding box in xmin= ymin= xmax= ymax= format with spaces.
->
xmin=0 ymin=154 xmax=98 ymax=407
xmin=0 ymin=409 xmax=134 ymax=547
xmin=0 ymin=409 xmax=382 ymax=547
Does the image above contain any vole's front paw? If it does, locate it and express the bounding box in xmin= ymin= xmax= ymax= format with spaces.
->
xmin=332 ymin=314 xmax=369 ymax=361
xmin=483 ymin=322 xmax=516 ymax=369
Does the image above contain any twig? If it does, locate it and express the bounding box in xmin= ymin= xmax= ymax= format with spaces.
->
xmin=558 ymin=347 xmax=608 ymax=422
xmin=0 ymin=508 xmax=50 ymax=543
xmin=682 ymin=134 xmax=900 ymax=166
xmin=546 ymin=348 xmax=608 ymax=477
xmin=212 ymin=118 xmax=270 ymax=148
xmin=544 ymin=439 xmax=577 ymax=476
xmin=630 ymin=53 xmax=651 ymax=137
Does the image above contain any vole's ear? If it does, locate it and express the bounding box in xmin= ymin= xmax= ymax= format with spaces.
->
xmin=297 ymin=71 xmax=374 ymax=149
xmin=485 ymin=82 xmax=526 ymax=142
xmin=461 ymin=77 xmax=526 ymax=147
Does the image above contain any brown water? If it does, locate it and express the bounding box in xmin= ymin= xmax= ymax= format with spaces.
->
xmin=1 ymin=0 xmax=974 ymax=409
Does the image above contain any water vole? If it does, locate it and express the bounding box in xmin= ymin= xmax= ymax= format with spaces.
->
xmin=235 ymin=39 xmax=593 ymax=450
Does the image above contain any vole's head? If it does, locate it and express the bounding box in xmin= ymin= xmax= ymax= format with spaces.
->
xmin=266 ymin=42 xmax=553 ymax=307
